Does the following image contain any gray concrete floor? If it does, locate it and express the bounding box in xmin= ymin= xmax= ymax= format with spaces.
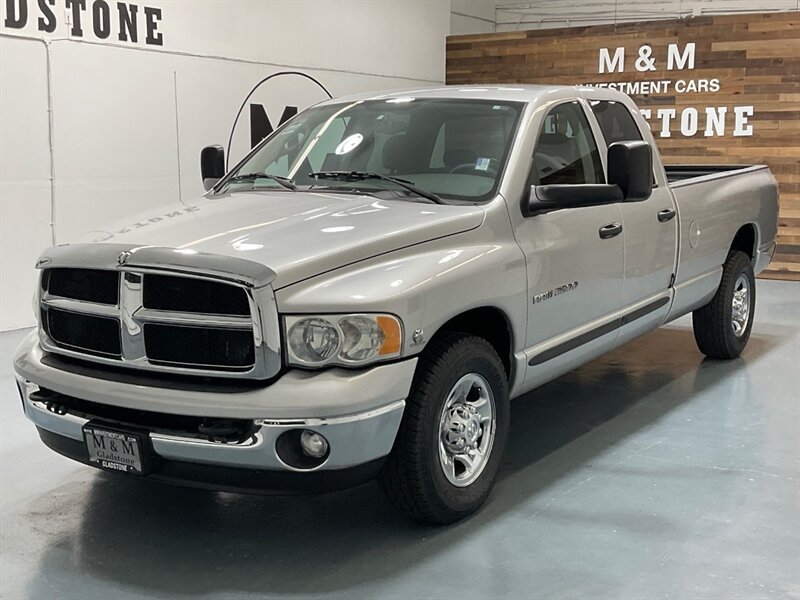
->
xmin=1 ymin=280 xmax=798 ymax=600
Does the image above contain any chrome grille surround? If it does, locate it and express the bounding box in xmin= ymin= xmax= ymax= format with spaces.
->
xmin=35 ymin=244 xmax=281 ymax=380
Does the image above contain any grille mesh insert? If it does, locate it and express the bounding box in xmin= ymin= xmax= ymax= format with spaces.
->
xmin=143 ymin=274 xmax=250 ymax=315
xmin=44 ymin=268 xmax=119 ymax=305
xmin=45 ymin=308 xmax=122 ymax=357
xmin=144 ymin=323 xmax=255 ymax=369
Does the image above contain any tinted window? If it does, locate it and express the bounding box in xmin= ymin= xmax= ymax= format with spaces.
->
xmin=531 ymin=101 xmax=604 ymax=186
xmin=590 ymin=100 xmax=643 ymax=144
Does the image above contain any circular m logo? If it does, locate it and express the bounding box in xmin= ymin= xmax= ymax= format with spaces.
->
xmin=226 ymin=71 xmax=332 ymax=169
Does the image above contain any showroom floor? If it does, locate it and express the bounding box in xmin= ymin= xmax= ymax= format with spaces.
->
xmin=1 ymin=280 xmax=797 ymax=600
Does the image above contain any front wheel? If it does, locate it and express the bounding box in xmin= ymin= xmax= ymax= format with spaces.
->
xmin=692 ymin=250 xmax=756 ymax=359
xmin=379 ymin=334 xmax=509 ymax=524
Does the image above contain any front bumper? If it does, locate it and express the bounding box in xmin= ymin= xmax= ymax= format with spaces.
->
xmin=14 ymin=332 xmax=416 ymax=492
xmin=34 ymin=426 xmax=388 ymax=494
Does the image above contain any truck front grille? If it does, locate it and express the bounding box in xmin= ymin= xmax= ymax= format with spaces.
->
xmin=38 ymin=265 xmax=273 ymax=378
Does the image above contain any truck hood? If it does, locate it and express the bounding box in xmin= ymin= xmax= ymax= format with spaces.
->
xmin=80 ymin=190 xmax=485 ymax=288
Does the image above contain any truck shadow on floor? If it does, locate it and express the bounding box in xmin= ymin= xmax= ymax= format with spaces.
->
xmin=27 ymin=324 xmax=786 ymax=597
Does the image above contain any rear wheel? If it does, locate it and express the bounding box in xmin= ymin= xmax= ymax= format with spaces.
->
xmin=692 ymin=250 xmax=756 ymax=359
xmin=379 ymin=334 xmax=509 ymax=524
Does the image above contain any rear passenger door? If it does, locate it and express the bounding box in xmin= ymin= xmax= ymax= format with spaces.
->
xmin=589 ymin=99 xmax=678 ymax=336
xmin=516 ymin=100 xmax=625 ymax=389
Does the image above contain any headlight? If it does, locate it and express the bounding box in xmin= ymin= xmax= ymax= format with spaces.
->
xmin=285 ymin=314 xmax=402 ymax=367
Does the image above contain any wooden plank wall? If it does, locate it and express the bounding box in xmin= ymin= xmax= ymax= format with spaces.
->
xmin=447 ymin=12 xmax=800 ymax=280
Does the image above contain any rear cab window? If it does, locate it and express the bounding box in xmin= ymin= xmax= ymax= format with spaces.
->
xmin=589 ymin=100 xmax=643 ymax=144
xmin=589 ymin=99 xmax=657 ymax=186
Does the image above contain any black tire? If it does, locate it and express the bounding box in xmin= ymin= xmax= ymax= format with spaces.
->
xmin=692 ymin=250 xmax=756 ymax=359
xmin=379 ymin=333 xmax=509 ymax=525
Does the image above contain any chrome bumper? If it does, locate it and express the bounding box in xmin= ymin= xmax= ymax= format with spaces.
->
xmin=14 ymin=332 xmax=415 ymax=473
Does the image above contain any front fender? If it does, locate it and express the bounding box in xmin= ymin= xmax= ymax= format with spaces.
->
xmin=274 ymin=231 xmax=528 ymax=360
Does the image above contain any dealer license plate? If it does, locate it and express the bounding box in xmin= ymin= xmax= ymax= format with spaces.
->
xmin=83 ymin=425 xmax=145 ymax=474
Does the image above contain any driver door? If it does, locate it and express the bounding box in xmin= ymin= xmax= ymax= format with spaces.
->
xmin=515 ymin=100 xmax=625 ymax=388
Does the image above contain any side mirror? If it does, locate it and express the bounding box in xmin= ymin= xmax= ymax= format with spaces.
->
xmin=607 ymin=141 xmax=652 ymax=201
xmin=527 ymin=184 xmax=623 ymax=215
xmin=200 ymin=145 xmax=225 ymax=191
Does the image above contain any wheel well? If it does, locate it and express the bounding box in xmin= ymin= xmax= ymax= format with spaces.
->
xmin=730 ymin=224 xmax=756 ymax=259
xmin=434 ymin=307 xmax=512 ymax=378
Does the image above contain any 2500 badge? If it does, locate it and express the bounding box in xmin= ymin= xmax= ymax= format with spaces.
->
xmin=533 ymin=281 xmax=579 ymax=304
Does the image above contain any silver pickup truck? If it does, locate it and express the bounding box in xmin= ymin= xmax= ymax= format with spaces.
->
xmin=13 ymin=85 xmax=778 ymax=524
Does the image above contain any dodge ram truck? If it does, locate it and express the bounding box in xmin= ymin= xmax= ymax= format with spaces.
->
xmin=13 ymin=85 xmax=779 ymax=524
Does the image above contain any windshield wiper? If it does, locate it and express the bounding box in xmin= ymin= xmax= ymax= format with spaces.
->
xmin=223 ymin=173 xmax=297 ymax=191
xmin=308 ymin=171 xmax=446 ymax=205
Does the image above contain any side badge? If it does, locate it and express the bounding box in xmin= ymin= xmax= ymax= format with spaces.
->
xmin=533 ymin=281 xmax=579 ymax=305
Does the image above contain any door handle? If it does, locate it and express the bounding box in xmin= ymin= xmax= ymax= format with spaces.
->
xmin=657 ymin=208 xmax=677 ymax=222
xmin=599 ymin=222 xmax=623 ymax=239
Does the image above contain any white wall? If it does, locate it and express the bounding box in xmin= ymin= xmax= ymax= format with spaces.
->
xmin=0 ymin=38 xmax=53 ymax=330
xmin=0 ymin=0 xmax=451 ymax=331
xmin=451 ymin=0 xmax=497 ymax=34
xmin=495 ymin=0 xmax=799 ymax=30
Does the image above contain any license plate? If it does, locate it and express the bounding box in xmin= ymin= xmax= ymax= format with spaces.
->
xmin=83 ymin=425 xmax=145 ymax=474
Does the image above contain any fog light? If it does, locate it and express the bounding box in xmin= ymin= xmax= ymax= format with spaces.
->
xmin=300 ymin=430 xmax=329 ymax=458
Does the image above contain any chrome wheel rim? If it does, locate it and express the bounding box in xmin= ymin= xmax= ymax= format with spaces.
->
xmin=438 ymin=373 xmax=496 ymax=488
xmin=731 ymin=274 xmax=751 ymax=337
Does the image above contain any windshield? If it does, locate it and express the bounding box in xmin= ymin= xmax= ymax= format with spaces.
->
xmin=219 ymin=98 xmax=523 ymax=202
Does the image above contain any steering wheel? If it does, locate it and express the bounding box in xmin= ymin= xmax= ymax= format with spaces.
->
xmin=448 ymin=161 xmax=498 ymax=177
xmin=281 ymin=124 xmax=311 ymax=153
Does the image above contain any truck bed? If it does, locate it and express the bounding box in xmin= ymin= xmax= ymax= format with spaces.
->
xmin=665 ymin=164 xmax=759 ymax=184
xmin=664 ymin=162 xmax=778 ymax=320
